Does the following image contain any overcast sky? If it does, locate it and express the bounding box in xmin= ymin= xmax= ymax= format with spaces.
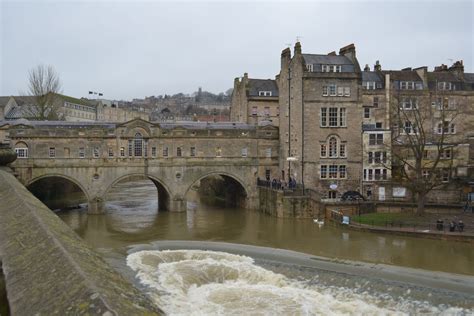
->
xmin=1 ymin=0 xmax=472 ymax=101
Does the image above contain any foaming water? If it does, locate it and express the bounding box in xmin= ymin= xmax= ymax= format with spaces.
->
xmin=127 ymin=249 xmax=470 ymax=315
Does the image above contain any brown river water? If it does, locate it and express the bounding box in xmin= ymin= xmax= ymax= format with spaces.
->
xmin=57 ymin=179 xmax=474 ymax=314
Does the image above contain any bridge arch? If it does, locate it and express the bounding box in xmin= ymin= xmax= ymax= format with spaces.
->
xmin=26 ymin=174 xmax=91 ymax=211
xmin=185 ymin=171 xmax=249 ymax=208
xmin=104 ymin=173 xmax=172 ymax=212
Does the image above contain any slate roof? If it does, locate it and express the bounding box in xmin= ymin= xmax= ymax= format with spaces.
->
xmin=381 ymin=70 xmax=423 ymax=81
xmin=427 ymin=72 xmax=460 ymax=82
xmin=464 ymin=73 xmax=474 ymax=83
xmin=248 ymin=79 xmax=279 ymax=97
xmin=362 ymin=71 xmax=384 ymax=83
xmin=0 ymin=97 xmax=11 ymax=109
xmin=0 ymin=119 xmax=257 ymax=130
xmin=302 ymin=54 xmax=353 ymax=65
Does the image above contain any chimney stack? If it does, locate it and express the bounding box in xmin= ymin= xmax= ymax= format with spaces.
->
xmin=374 ymin=60 xmax=381 ymax=71
xmin=364 ymin=64 xmax=370 ymax=72
xmin=294 ymin=42 xmax=302 ymax=55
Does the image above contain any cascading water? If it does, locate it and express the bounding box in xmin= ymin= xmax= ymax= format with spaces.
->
xmin=127 ymin=249 xmax=471 ymax=315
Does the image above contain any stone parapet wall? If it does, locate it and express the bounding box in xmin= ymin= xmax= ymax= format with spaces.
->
xmin=0 ymin=168 xmax=162 ymax=315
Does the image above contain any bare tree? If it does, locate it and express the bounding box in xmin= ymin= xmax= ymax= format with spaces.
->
xmin=26 ymin=65 xmax=62 ymax=120
xmin=389 ymin=89 xmax=458 ymax=215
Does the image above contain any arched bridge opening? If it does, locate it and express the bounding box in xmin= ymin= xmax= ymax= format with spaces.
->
xmin=187 ymin=173 xmax=248 ymax=209
xmin=105 ymin=175 xmax=170 ymax=213
xmin=27 ymin=176 xmax=88 ymax=212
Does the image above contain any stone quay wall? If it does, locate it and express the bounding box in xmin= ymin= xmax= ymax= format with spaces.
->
xmin=0 ymin=167 xmax=163 ymax=315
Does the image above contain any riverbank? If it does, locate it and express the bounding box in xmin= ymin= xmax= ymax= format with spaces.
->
xmin=346 ymin=212 xmax=474 ymax=242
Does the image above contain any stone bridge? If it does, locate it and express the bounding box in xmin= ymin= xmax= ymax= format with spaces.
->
xmin=5 ymin=119 xmax=280 ymax=213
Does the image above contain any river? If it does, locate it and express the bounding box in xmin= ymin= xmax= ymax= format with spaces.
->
xmin=57 ymin=179 xmax=474 ymax=314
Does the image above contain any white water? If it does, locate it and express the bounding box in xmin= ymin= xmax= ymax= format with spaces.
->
xmin=127 ymin=249 xmax=468 ymax=315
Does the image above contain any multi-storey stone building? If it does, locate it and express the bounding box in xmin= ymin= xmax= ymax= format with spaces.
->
xmin=232 ymin=42 xmax=474 ymax=202
xmin=230 ymin=73 xmax=279 ymax=126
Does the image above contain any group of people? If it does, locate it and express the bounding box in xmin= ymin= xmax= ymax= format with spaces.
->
xmin=436 ymin=219 xmax=465 ymax=232
xmin=257 ymin=176 xmax=298 ymax=191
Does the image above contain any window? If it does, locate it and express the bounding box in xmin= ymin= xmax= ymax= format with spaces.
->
xmin=404 ymin=121 xmax=417 ymax=134
xmin=93 ymin=147 xmax=100 ymax=158
xmin=320 ymin=144 xmax=327 ymax=157
xmin=306 ymin=64 xmax=313 ymax=72
xmin=151 ymin=147 xmax=157 ymax=157
xmin=264 ymin=107 xmax=270 ymax=117
xmin=339 ymin=165 xmax=346 ymax=178
xmin=365 ymin=81 xmax=376 ymax=90
xmin=422 ymin=169 xmax=429 ymax=179
xmin=15 ymin=148 xmax=28 ymax=158
xmin=337 ymin=86 xmax=344 ymax=96
xmin=251 ymin=107 xmax=257 ymax=116
xmin=320 ymin=165 xmax=328 ymax=179
xmin=442 ymin=169 xmax=450 ymax=182
xmin=339 ymin=108 xmax=346 ymax=127
xmin=322 ymin=65 xmax=328 ymax=72
xmin=375 ymin=122 xmax=382 ymax=129
xmin=120 ymin=147 xmax=125 ymax=157
xmin=128 ymin=140 xmax=133 ymax=156
xmin=329 ymin=137 xmax=337 ymax=157
xmin=108 ymin=147 xmax=114 ymax=158
xmin=438 ymin=82 xmax=452 ymax=91
xmin=266 ymin=148 xmax=272 ymax=158
xmin=329 ymin=108 xmax=338 ymax=126
xmin=320 ymin=108 xmax=327 ymax=126
xmin=369 ymin=133 xmax=383 ymax=145
xmin=368 ymin=152 xmax=373 ymax=164
xmin=163 ymin=146 xmax=169 ymax=157
xmin=134 ymin=133 xmax=143 ymax=157
xmin=437 ymin=121 xmax=455 ymax=134
xmin=241 ymin=147 xmax=248 ymax=157
xmin=400 ymin=81 xmax=415 ymax=90
xmin=373 ymin=97 xmax=379 ymax=107
xmin=329 ymin=165 xmax=338 ymax=178
xmin=190 ymin=147 xmax=196 ymax=157
xmin=49 ymin=147 xmax=56 ymax=158
xmin=344 ymin=87 xmax=350 ymax=96
xmin=401 ymin=97 xmax=417 ymax=110
xmin=364 ymin=108 xmax=371 ymax=118
xmin=77 ymin=147 xmax=84 ymax=158
xmin=374 ymin=151 xmax=381 ymax=163
xmin=368 ymin=169 xmax=373 ymax=180
xmin=216 ymin=147 xmax=222 ymax=157
xmin=322 ymin=86 xmax=328 ymax=96
xmin=328 ymin=191 xmax=337 ymax=199
xmin=339 ymin=144 xmax=346 ymax=158
xmin=258 ymin=91 xmax=272 ymax=97
xmin=329 ymin=85 xmax=337 ymax=96
xmin=177 ymin=147 xmax=182 ymax=157
xmin=440 ymin=149 xmax=452 ymax=159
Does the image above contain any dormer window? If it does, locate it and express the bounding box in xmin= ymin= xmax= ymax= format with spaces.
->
xmin=400 ymin=81 xmax=415 ymax=90
xmin=322 ymin=65 xmax=342 ymax=73
xmin=306 ymin=64 xmax=313 ymax=72
xmin=438 ymin=82 xmax=452 ymax=91
xmin=258 ymin=91 xmax=272 ymax=97
xmin=365 ymin=81 xmax=376 ymax=90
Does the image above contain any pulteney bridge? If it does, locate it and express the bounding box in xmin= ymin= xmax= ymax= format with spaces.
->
xmin=4 ymin=118 xmax=279 ymax=213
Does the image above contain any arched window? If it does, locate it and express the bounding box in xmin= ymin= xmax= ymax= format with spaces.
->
xmin=329 ymin=137 xmax=338 ymax=157
xmin=15 ymin=142 xmax=28 ymax=158
xmin=134 ymin=133 xmax=143 ymax=157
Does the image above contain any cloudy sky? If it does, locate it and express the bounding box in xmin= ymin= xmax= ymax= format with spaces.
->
xmin=1 ymin=0 xmax=472 ymax=100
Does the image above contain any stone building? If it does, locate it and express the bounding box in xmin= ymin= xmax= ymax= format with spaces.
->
xmin=277 ymin=42 xmax=363 ymax=200
xmin=0 ymin=94 xmax=150 ymax=123
xmin=230 ymin=73 xmax=279 ymax=126
xmin=230 ymin=42 xmax=474 ymax=203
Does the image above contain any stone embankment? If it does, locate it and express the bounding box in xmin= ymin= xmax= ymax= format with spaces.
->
xmin=0 ymin=167 xmax=163 ymax=315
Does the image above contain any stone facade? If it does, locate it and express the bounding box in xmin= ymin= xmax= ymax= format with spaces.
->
xmin=232 ymin=42 xmax=474 ymax=203
xmin=230 ymin=73 xmax=279 ymax=126
xmin=4 ymin=118 xmax=279 ymax=213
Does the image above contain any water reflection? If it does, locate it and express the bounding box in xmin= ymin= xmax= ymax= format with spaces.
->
xmin=57 ymin=179 xmax=474 ymax=275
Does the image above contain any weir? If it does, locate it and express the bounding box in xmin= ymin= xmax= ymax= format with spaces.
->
xmin=0 ymin=166 xmax=163 ymax=315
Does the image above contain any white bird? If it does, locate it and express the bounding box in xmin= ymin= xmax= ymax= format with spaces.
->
xmin=313 ymin=219 xmax=325 ymax=226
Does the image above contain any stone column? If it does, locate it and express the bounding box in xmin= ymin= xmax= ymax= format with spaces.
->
xmin=170 ymin=196 xmax=187 ymax=212
xmin=88 ymin=197 xmax=105 ymax=214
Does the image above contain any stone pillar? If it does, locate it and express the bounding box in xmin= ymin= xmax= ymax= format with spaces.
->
xmin=88 ymin=197 xmax=105 ymax=215
xmin=170 ymin=197 xmax=187 ymax=212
